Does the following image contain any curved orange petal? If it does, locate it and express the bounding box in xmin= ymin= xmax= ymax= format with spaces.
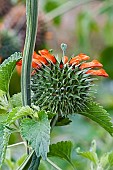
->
xmin=39 ymin=49 xmax=57 ymax=64
xmin=16 ymin=65 xmax=22 ymax=75
xmin=80 ymin=60 xmax=103 ymax=70
xmin=16 ymin=59 xmax=22 ymax=66
xmin=33 ymin=54 xmax=48 ymax=65
xmin=69 ymin=53 xmax=90 ymax=65
xmin=33 ymin=51 xmax=38 ymax=58
xmin=78 ymin=53 xmax=90 ymax=60
xmin=38 ymin=49 xmax=49 ymax=55
xmin=41 ymin=54 xmax=57 ymax=64
xmin=86 ymin=69 xmax=109 ymax=77
xmin=32 ymin=58 xmax=42 ymax=69
xmin=63 ymin=56 xmax=68 ymax=64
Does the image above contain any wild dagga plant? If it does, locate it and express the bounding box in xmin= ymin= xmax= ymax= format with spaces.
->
xmin=0 ymin=0 xmax=113 ymax=170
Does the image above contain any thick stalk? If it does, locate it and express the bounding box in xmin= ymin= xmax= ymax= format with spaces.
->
xmin=21 ymin=0 xmax=40 ymax=169
xmin=21 ymin=0 xmax=38 ymax=106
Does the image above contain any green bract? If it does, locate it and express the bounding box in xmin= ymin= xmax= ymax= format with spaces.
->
xmin=31 ymin=62 xmax=94 ymax=115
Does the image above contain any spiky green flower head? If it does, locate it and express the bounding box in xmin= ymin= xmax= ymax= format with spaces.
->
xmin=31 ymin=43 xmax=108 ymax=116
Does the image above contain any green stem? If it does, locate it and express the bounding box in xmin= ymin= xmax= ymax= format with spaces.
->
xmin=46 ymin=158 xmax=62 ymax=170
xmin=17 ymin=150 xmax=34 ymax=170
xmin=21 ymin=0 xmax=40 ymax=169
xmin=7 ymin=142 xmax=26 ymax=148
xmin=21 ymin=0 xmax=38 ymax=106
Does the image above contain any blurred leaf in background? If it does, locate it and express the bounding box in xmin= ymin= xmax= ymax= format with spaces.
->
xmin=44 ymin=0 xmax=62 ymax=26
xmin=99 ymin=47 xmax=113 ymax=79
xmin=99 ymin=0 xmax=113 ymax=46
xmin=76 ymin=11 xmax=98 ymax=53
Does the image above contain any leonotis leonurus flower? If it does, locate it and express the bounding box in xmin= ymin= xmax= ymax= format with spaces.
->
xmin=17 ymin=44 xmax=108 ymax=115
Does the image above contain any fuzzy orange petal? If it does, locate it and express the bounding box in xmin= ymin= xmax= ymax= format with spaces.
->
xmin=39 ymin=49 xmax=57 ymax=64
xmin=80 ymin=60 xmax=103 ymax=70
xmin=32 ymin=58 xmax=42 ymax=69
xmin=16 ymin=59 xmax=22 ymax=66
xmin=33 ymin=54 xmax=48 ymax=65
xmin=78 ymin=53 xmax=90 ymax=60
xmin=63 ymin=56 xmax=68 ymax=64
xmin=69 ymin=53 xmax=90 ymax=65
xmin=38 ymin=49 xmax=49 ymax=55
xmin=86 ymin=69 xmax=109 ymax=77
xmin=16 ymin=65 xmax=22 ymax=75
xmin=41 ymin=54 xmax=57 ymax=64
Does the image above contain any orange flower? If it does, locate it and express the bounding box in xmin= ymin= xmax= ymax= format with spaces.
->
xmin=16 ymin=50 xmax=57 ymax=74
xmin=38 ymin=49 xmax=57 ymax=64
xmin=63 ymin=56 xmax=68 ymax=64
xmin=16 ymin=49 xmax=108 ymax=78
xmin=86 ymin=69 xmax=109 ymax=77
xmin=16 ymin=59 xmax=22 ymax=66
xmin=69 ymin=53 xmax=90 ymax=65
xmin=80 ymin=60 xmax=103 ymax=70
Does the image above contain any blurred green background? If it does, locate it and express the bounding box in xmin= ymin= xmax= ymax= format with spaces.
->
xmin=0 ymin=0 xmax=113 ymax=169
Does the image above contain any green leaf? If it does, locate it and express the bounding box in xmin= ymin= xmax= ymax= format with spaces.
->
xmin=77 ymin=101 xmax=113 ymax=136
xmin=0 ymin=124 xmax=11 ymax=167
xmin=0 ymin=52 xmax=22 ymax=93
xmin=56 ymin=116 xmax=72 ymax=126
xmin=0 ymin=114 xmax=8 ymax=123
xmin=20 ymin=110 xmax=50 ymax=160
xmin=76 ymin=148 xmax=98 ymax=165
xmin=100 ymin=47 xmax=113 ymax=79
xmin=100 ymin=153 xmax=109 ymax=168
xmin=99 ymin=2 xmax=113 ymax=15
xmin=48 ymin=141 xmax=73 ymax=166
xmin=6 ymin=106 xmax=34 ymax=125
xmin=108 ymin=151 xmax=113 ymax=167
xmin=10 ymin=93 xmax=22 ymax=108
xmin=0 ymin=90 xmax=9 ymax=114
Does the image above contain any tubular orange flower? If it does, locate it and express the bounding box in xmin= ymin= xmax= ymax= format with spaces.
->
xmin=33 ymin=54 xmax=48 ymax=65
xmin=38 ymin=49 xmax=57 ymax=64
xmin=32 ymin=58 xmax=42 ymax=69
xmin=17 ymin=59 xmax=22 ymax=66
xmin=16 ymin=50 xmax=108 ymax=78
xmin=80 ymin=60 xmax=103 ymax=70
xmin=63 ymin=56 xmax=68 ymax=64
xmin=86 ymin=69 xmax=109 ymax=77
xmin=69 ymin=53 xmax=90 ymax=65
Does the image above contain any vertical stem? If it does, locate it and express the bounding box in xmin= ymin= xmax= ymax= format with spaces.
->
xmin=21 ymin=0 xmax=40 ymax=169
xmin=21 ymin=0 xmax=39 ymax=106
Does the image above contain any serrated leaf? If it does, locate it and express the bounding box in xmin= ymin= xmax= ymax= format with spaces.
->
xmin=0 ymin=52 xmax=22 ymax=92
xmin=6 ymin=106 xmax=34 ymax=125
xmin=20 ymin=111 xmax=50 ymax=160
xmin=10 ymin=93 xmax=22 ymax=108
xmin=76 ymin=148 xmax=98 ymax=165
xmin=108 ymin=151 xmax=113 ymax=167
xmin=0 ymin=90 xmax=9 ymax=114
xmin=77 ymin=101 xmax=113 ymax=136
xmin=0 ymin=124 xmax=11 ymax=167
xmin=48 ymin=141 xmax=73 ymax=166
